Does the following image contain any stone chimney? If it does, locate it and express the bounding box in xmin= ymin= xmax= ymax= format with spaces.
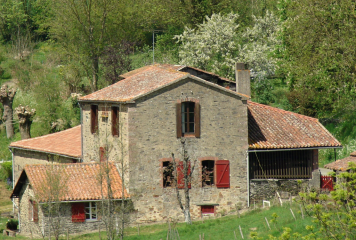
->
xmin=235 ymin=63 xmax=250 ymax=97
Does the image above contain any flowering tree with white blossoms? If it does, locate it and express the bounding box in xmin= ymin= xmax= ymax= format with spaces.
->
xmin=175 ymin=13 xmax=239 ymax=80
xmin=239 ymin=10 xmax=281 ymax=81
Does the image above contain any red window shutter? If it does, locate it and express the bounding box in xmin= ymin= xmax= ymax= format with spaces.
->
xmin=112 ymin=107 xmax=119 ymax=136
xmin=91 ymin=105 xmax=98 ymax=134
xmin=100 ymin=147 xmax=106 ymax=162
xmin=194 ymin=102 xmax=200 ymax=138
xmin=33 ymin=201 xmax=38 ymax=222
xmin=176 ymin=102 xmax=182 ymax=138
xmin=177 ymin=161 xmax=191 ymax=189
xmin=72 ymin=203 xmax=85 ymax=222
xmin=201 ymin=205 xmax=214 ymax=214
xmin=216 ymin=160 xmax=230 ymax=188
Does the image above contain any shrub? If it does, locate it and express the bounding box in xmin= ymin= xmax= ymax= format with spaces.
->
xmin=0 ymin=161 xmax=12 ymax=181
xmin=6 ymin=219 xmax=18 ymax=230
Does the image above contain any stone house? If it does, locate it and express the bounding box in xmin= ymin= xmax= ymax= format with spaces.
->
xmin=10 ymin=63 xmax=341 ymax=235
xmin=10 ymin=162 xmax=128 ymax=236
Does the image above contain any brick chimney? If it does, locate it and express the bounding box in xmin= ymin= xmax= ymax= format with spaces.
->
xmin=235 ymin=63 xmax=250 ymax=97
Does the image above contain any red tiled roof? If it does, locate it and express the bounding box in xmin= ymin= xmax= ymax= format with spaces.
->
xmin=248 ymin=101 xmax=341 ymax=149
xmin=324 ymin=152 xmax=356 ymax=171
xmin=120 ymin=64 xmax=183 ymax=79
xmin=15 ymin=162 xmax=129 ymax=201
xmin=80 ymin=65 xmax=189 ymax=102
xmin=9 ymin=126 xmax=81 ymax=159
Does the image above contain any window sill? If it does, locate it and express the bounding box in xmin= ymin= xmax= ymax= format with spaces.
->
xmin=182 ymin=133 xmax=196 ymax=138
xmin=86 ymin=219 xmax=98 ymax=222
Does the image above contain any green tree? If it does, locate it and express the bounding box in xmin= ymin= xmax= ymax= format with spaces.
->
xmin=175 ymin=13 xmax=240 ymax=80
xmin=279 ymin=0 xmax=356 ymax=117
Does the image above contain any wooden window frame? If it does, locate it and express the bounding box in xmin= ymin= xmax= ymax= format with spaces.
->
xmin=176 ymin=98 xmax=200 ymax=138
xmin=29 ymin=199 xmax=38 ymax=222
xmin=90 ymin=105 xmax=98 ymax=134
xmin=199 ymin=157 xmax=219 ymax=187
xmin=111 ymin=106 xmax=119 ymax=137
xmin=85 ymin=202 xmax=97 ymax=221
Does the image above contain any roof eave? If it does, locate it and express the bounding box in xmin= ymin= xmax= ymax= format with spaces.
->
xmin=9 ymin=146 xmax=82 ymax=160
xmin=248 ymin=146 xmax=342 ymax=152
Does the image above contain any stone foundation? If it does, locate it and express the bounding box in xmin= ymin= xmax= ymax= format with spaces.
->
xmin=249 ymin=170 xmax=321 ymax=201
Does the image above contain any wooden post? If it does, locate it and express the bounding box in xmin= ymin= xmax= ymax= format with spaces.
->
xmin=137 ymin=223 xmax=140 ymax=235
xmin=290 ymin=208 xmax=296 ymax=221
xmin=239 ymin=225 xmax=244 ymax=239
xmin=265 ymin=217 xmax=271 ymax=230
xmin=67 ymin=229 xmax=69 ymax=240
xmin=234 ymin=230 xmax=237 ymax=240
xmin=300 ymin=205 xmax=304 ymax=219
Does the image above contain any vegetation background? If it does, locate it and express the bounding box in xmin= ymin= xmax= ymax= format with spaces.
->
xmin=0 ymin=0 xmax=354 ymax=167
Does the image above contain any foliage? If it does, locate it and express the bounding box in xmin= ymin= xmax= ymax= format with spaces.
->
xmin=175 ymin=13 xmax=240 ymax=80
xmin=239 ymin=10 xmax=281 ymax=81
xmin=6 ymin=219 xmax=18 ymax=230
xmin=279 ymin=0 xmax=356 ymax=118
xmin=294 ymin=162 xmax=356 ymax=239
xmin=0 ymin=161 xmax=12 ymax=182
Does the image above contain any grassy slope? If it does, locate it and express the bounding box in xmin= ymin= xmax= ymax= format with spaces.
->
xmin=71 ymin=204 xmax=317 ymax=240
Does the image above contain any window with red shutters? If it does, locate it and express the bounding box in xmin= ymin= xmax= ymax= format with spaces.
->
xmin=72 ymin=203 xmax=85 ymax=222
xmin=216 ymin=160 xmax=230 ymax=188
xmin=91 ymin=105 xmax=98 ymax=134
xmin=111 ymin=106 xmax=119 ymax=136
xmin=177 ymin=161 xmax=191 ymax=189
xmin=201 ymin=205 xmax=215 ymax=214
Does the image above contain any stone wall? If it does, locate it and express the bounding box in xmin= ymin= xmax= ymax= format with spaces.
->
xmin=249 ymin=170 xmax=321 ymax=201
xmin=81 ymin=103 xmax=130 ymax=187
xmin=127 ymin=78 xmax=249 ymax=222
xmin=13 ymin=149 xmax=76 ymax=184
xmin=18 ymin=180 xmax=106 ymax=237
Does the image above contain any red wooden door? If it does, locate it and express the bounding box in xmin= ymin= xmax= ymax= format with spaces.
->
xmin=321 ymin=175 xmax=333 ymax=191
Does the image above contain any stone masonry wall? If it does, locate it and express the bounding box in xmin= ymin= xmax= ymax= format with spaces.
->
xmin=81 ymin=103 xmax=130 ymax=188
xmin=127 ymin=78 xmax=249 ymax=223
xmin=13 ymin=149 xmax=76 ymax=184
xmin=18 ymin=180 xmax=105 ymax=237
xmin=249 ymin=170 xmax=321 ymax=201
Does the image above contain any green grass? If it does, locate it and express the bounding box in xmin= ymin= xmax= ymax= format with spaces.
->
xmin=68 ymin=204 xmax=317 ymax=240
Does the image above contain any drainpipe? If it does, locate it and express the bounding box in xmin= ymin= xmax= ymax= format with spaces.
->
xmin=79 ymin=102 xmax=84 ymax=163
xmin=247 ymin=151 xmax=250 ymax=207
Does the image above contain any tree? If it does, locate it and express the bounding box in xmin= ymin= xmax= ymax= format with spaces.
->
xmin=239 ymin=10 xmax=281 ymax=81
xmin=15 ymin=104 xmax=36 ymax=139
xmin=35 ymin=160 xmax=68 ymax=240
xmin=49 ymin=0 xmax=121 ymax=92
xmin=171 ymin=139 xmax=196 ymax=224
xmin=102 ymin=41 xmax=134 ymax=85
xmin=279 ymin=0 xmax=356 ymax=117
xmin=0 ymin=84 xmax=16 ymax=138
xmin=175 ymin=12 xmax=240 ymax=80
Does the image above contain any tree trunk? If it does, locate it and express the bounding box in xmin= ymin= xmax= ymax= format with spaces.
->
xmin=91 ymin=55 xmax=99 ymax=92
xmin=15 ymin=105 xmax=36 ymax=139
xmin=0 ymin=85 xmax=16 ymax=139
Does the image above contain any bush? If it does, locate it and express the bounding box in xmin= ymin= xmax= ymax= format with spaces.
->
xmin=6 ymin=219 xmax=18 ymax=230
xmin=0 ymin=161 xmax=12 ymax=182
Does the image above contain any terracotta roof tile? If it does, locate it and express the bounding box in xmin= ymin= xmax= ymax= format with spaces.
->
xmin=9 ymin=126 xmax=81 ymax=158
xmin=120 ymin=64 xmax=183 ymax=79
xmin=80 ymin=65 xmax=188 ymax=102
xmin=23 ymin=162 xmax=129 ymax=202
xmin=248 ymin=101 xmax=341 ymax=149
xmin=324 ymin=154 xmax=356 ymax=171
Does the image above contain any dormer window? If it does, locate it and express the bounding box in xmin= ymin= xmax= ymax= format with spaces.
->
xmin=176 ymin=100 xmax=200 ymax=138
